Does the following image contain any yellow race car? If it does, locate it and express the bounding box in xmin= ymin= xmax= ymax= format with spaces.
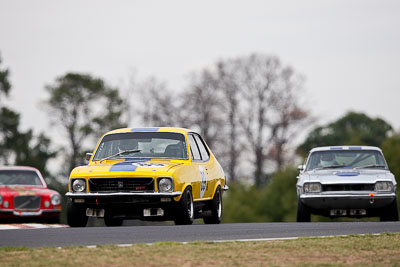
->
xmin=66 ymin=127 xmax=228 ymax=227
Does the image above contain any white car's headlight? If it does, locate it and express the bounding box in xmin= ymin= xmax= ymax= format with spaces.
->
xmin=303 ymin=182 xmax=322 ymax=193
xmin=51 ymin=194 xmax=62 ymax=205
xmin=157 ymin=177 xmax=174 ymax=193
xmin=375 ymin=181 xmax=394 ymax=192
xmin=71 ymin=179 xmax=86 ymax=192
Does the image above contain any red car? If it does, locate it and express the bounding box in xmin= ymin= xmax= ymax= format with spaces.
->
xmin=0 ymin=166 xmax=61 ymax=223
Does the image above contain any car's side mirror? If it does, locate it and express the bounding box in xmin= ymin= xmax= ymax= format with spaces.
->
xmin=297 ymin=164 xmax=304 ymax=172
xmin=85 ymin=153 xmax=93 ymax=161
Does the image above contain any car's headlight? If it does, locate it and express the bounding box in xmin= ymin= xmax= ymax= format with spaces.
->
xmin=375 ymin=181 xmax=394 ymax=192
xmin=51 ymin=194 xmax=62 ymax=205
xmin=157 ymin=177 xmax=174 ymax=193
xmin=71 ymin=179 xmax=86 ymax=192
xmin=303 ymin=182 xmax=322 ymax=193
xmin=0 ymin=195 xmax=2 ymax=205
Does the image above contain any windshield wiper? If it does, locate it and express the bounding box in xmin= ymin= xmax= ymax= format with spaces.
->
xmin=355 ymin=164 xmax=386 ymax=169
xmin=315 ymin=165 xmax=347 ymax=170
xmin=99 ymin=149 xmax=142 ymax=163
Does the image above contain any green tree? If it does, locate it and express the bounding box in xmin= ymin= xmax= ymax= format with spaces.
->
xmin=222 ymin=167 xmax=298 ymax=223
xmin=260 ymin=167 xmax=298 ymax=221
xmin=298 ymin=112 xmax=392 ymax=156
xmin=0 ymin=53 xmax=11 ymax=100
xmin=45 ymin=73 xmax=127 ymax=174
xmin=0 ymin=53 xmax=56 ymax=177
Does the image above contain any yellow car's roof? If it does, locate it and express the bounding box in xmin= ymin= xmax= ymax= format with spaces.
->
xmin=104 ymin=127 xmax=195 ymax=136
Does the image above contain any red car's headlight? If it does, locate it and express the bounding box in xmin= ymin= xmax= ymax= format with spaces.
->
xmin=51 ymin=194 xmax=61 ymax=205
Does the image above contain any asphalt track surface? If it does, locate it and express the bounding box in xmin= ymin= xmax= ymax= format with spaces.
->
xmin=1 ymin=222 xmax=400 ymax=248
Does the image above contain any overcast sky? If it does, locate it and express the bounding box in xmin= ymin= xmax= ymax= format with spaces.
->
xmin=1 ymin=0 xmax=400 ymax=142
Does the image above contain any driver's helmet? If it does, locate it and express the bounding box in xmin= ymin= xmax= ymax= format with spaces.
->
xmin=320 ymin=153 xmax=336 ymax=167
xmin=118 ymin=139 xmax=137 ymax=151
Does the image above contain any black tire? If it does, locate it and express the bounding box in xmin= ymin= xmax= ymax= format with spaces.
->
xmin=380 ymin=198 xmax=399 ymax=222
xmin=297 ymin=198 xmax=311 ymax=222
xmin=174 ymin=187 xmax=194 ymax=225
xmin=203 ymin=187 xmax=222 ymax=224
xmin=104 ymin=212 xmax=123 ymax=227
xmin=67 ymin=198 xmax=88 ymax=227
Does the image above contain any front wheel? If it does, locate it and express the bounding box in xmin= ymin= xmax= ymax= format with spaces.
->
xmin=297 ymin=198 xmax=311 ymax=222
xmin=203 ymin=187 xmax=222 ymax=224
xmin=174 ymin=187 xmax=194 ymax=225
xmin=380 ymin=198 xmax=399 ymax=221
xmin=67 ymin=198 xmax=88 ymax=227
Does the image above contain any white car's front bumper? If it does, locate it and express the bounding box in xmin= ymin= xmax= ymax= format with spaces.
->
xmin=300 ymin=192 xmax=396 ymax=209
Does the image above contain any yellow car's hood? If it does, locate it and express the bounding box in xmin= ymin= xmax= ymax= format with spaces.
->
xmin=71 ymin=158 xmax=185 ymax=177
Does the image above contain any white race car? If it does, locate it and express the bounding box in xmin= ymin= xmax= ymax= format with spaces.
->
xmin=296 ymin=146 xmax=398 ymax=222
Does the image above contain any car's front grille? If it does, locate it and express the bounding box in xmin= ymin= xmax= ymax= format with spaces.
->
xmin=14 ymin=196 xmax=41 ymax=210
xmin=322 ymin=184 xmax=375 ymax=192
xmin=88 ymin=177 xmax=154 ymax=193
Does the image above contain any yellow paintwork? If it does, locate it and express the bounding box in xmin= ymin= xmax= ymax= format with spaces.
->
xmin=68 ymin=127 xmax=226 ymax=202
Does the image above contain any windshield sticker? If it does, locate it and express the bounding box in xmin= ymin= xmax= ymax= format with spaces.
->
xmin=130 ymin=128 xmax=160 ymax=132
xmin=199 ymin=166 xmax=207 ymax=198
xmin=131 ymin=163 xmax=167 ymax=168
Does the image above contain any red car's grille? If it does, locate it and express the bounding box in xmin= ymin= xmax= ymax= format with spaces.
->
xmin=88 ymin=177 xmax=154 ymax=193
xmin=13 ymin=196 xmax=41 ymax=210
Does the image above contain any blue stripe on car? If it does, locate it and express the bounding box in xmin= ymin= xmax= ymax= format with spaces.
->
xmin=349 ymin=146 xmax=362 ymax=150
xmin=109 ymin=158 xmax=152 ymax=172
xmin=130 ymin=128 xmax=159 ymax=132
xmin=336 ymin=172 xmax=360 ymax=176
xmin=330 ymin=147 xmax=343 ymax=150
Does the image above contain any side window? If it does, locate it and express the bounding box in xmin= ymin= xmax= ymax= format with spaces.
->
xmin=194 ymin=135 xmax=210 ymax=161
xmin=188 ymin=135 xmax=201 ymax=160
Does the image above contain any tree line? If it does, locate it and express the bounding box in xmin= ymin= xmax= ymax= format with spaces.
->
xmin=1 ymin=52 xmax=311 ymax=186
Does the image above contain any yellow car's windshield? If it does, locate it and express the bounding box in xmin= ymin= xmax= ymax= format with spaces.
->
xmin=93 ymin=132 xmax=188 ymax=161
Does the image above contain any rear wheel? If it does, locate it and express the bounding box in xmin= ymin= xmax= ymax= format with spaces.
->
xmin=297 ymin=198 xmax=311 ymax=222
xmin=203 ymin=187 xmax=222 ymax=224
xmin=67 ymin=198 xmax=88 ymax=227
xmin=380 ymin=198 xmax=399 ymax=221
xmin=174 ymin=187 xmax=194 ymax=225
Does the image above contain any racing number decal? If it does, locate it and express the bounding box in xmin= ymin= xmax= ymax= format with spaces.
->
xmin=199 ymin=166 xmax=207 ymax=198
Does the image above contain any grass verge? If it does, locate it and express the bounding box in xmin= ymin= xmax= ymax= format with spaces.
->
xmin=1 ymin=233 xmax=400 ymax=266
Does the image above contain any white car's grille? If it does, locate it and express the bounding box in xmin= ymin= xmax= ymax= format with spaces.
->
xmin=322 ymin=184 xmax=374 ymax=192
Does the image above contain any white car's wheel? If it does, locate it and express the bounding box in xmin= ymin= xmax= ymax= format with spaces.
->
xmin=297 ymin=198 xmax=311 ymax=222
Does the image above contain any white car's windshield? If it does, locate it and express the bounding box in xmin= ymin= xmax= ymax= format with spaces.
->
xmin=306 ymin=150 xmax=388 ymax=171
xmin=0 ymin=170 xmax=43 ymax=186
xmin=93 ymin=132 xmax=188 ymax=161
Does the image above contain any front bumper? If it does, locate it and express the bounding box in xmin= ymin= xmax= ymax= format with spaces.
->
xmin=66 ymin=191 xmax=182 ymax=198
xmin=0 ymin=210 xmax=60 ymax=221
xmin=66 ymin=191 xmax=183 ymax=220
xmin=300 ymin=192 xmax=396 ymax=210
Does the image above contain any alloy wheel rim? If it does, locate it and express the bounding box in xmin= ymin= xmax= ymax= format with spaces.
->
xmin=217 ymin=191 xmax=222 ymax=218
xmin=187 ymin=191 xmax=194 ymax=219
